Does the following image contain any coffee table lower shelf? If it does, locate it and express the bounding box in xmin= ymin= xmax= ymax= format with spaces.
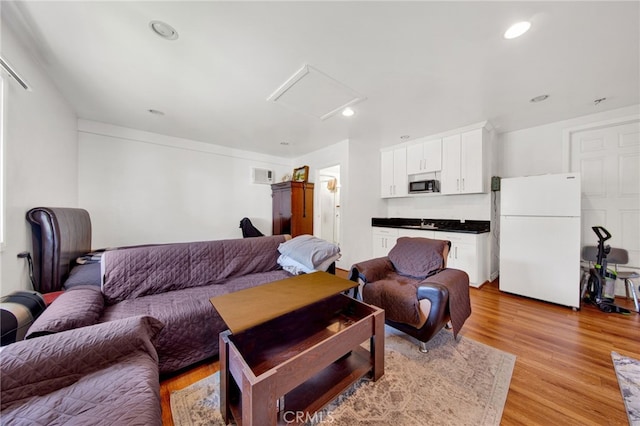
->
xmin=219 ymin=293 xmax=384 ymax=426
xmin=227 ymin=346 xmax=371 ymax=425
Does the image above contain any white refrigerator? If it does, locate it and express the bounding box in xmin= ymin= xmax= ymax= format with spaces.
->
xmin=499 ymin=173 xmax=581 ymax=309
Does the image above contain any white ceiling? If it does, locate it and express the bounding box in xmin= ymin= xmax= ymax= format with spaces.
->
xmin=3 ymin=1 xmax=639 ymax=158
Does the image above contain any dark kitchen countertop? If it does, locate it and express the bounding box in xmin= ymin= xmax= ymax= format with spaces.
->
xmin=372 ymin=218 xmax=490 ymax=234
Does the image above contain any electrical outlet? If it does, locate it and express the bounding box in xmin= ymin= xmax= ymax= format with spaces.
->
xmin=491 ymin=176 xmax=501 ymax=191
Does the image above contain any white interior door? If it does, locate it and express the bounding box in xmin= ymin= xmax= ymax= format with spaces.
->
xmin=570 ymin=120 xmax=640 ymax=276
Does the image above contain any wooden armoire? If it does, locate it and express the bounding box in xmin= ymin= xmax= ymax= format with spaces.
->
xmin=271 ymin=181 xmax=314 ymax=237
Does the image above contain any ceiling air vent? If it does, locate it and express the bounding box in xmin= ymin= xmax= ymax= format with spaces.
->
xmin=252 ymin=168 xmax=274 ymax=185
xmin=267 ymin=64 xmax=365 ymax=120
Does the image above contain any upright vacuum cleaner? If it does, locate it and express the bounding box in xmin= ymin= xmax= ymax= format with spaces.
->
xmin=583 ymin=226 xmax=630 ymax=314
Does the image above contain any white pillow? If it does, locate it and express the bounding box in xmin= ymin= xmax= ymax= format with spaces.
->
xmin=278 ymin=255 xmax=313 ymax=275
xmin=278 ymin=253 xmax=341 ymax=275
xmin=277 ymin=235 xmax=340 ymax=270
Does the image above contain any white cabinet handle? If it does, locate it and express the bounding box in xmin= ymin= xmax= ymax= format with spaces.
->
xmin=462 ymin=178 xmax=465 ymax=191
xmin=456 ymin=179 xmax=460 ymax=191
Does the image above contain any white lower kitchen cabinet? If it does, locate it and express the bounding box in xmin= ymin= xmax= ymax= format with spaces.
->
xmin=373 ymin=228 xmax=436 ymax=257
xmin=398 ymin=229 xmax=436 ymax=239
xmin=437 ymin=231 xmax=489 ymax=287
xmin=372 ymin=227 xmax=399 ymax=258
xmin=371 ymin=228 xmax=489 ymax=287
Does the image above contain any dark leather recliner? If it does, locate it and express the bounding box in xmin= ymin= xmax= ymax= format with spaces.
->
xmin=26 ymin=207 xmax=92 ymax=294
xmin=350 ymin=237 xmax=471 ymax=352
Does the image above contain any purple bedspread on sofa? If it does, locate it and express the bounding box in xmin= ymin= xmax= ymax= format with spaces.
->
xmin=1 ymin=316 xmax=163 ymax=425
xmin=101 ymin=269 xmax=291 ymax=373
xmin=23 ymin=235 xmax=294 ymax=375
xmin=99 ymin=235 xmax=293 ymax=373
xmin=102 ymin=235 xmax=288 ymax=304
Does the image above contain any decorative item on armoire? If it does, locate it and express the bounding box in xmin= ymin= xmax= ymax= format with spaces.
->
xmin=292 ymin=165 xmax=309 ymax=183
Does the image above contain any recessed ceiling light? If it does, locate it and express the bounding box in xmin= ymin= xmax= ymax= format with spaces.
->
xmin=504 ymin=21 xmax=531 ymax=39
xmin=341 ymin=107 xmax=355 ymax=117
xmin=150 ymin=21 xmax=179 ymax=40
xmin=148 ymin=109 xmax=165 ymax=115
xmin=530 ymin=94 xmax=549 ymax=103
xmin=400 ymin=135 xmax=410 ymax=140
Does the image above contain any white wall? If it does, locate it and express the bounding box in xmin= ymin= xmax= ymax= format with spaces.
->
xmin=80 ymin=130 xmax=384 ymax=273
xmin=345 ymin=137 xmax=387 ymax=266
xmin=0 ymin=22 xmax=78 ymax=295
xmin=78 ymin=120 xmax=292 ymax=248
xmin=499 ymin=104 xmax=640 ymax=178
xmin=387 ymin=193 xmax=492 ymax=221
xmin=293 ymin=137 xmax=388 ymax=270
xmin=294 ymin=140 xmax=349 ymax=267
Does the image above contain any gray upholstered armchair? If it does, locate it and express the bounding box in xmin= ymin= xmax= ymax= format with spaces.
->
xmin=350 ymin=237 xmax=471 ymax=352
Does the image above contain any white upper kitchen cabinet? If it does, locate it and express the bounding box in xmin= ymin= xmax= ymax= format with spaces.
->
xmin=406 ymin=137 xmax=442 ymax=175
xmin=381 ymin=147 xmax=408 ymax=198
xmin=441 ymin=134 xmax=462 ymax=194
xmin=441 ymin=128 xmax=487 ymax=194
xmin=460 ymin=128 xmax=486 ymax=193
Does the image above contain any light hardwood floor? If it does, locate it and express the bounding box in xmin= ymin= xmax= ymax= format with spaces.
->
xmin=160 ymin=271 xmax=639 ymax=425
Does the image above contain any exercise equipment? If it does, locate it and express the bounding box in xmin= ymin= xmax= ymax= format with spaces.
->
xmin=581 ymin=226 xmax=631 ymax=314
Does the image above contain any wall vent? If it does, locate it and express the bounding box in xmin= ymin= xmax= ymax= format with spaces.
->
xmin=252 ymin=168 xmax=274 ymax=185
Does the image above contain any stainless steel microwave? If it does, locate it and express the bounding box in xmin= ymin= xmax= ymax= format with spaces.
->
xmin=409 ymin=179 xmax=440 ymax=193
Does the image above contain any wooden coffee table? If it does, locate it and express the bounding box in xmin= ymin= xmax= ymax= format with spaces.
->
xmin=210 ymin=272 xmax=385 ymax=426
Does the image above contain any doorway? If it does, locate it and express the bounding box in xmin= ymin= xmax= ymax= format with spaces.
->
xmin=317 ymin=165 xmax=341 ymax=247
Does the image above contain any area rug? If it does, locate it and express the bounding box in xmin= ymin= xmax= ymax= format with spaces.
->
xmin=612 ymin=351 xmax=640 ymax=426
xmin=171 ymin=327 xmax=516 ymax=425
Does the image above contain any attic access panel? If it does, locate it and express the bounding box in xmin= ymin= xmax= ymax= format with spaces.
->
xmin=267 ymin=64 xmax=365 ymax=120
